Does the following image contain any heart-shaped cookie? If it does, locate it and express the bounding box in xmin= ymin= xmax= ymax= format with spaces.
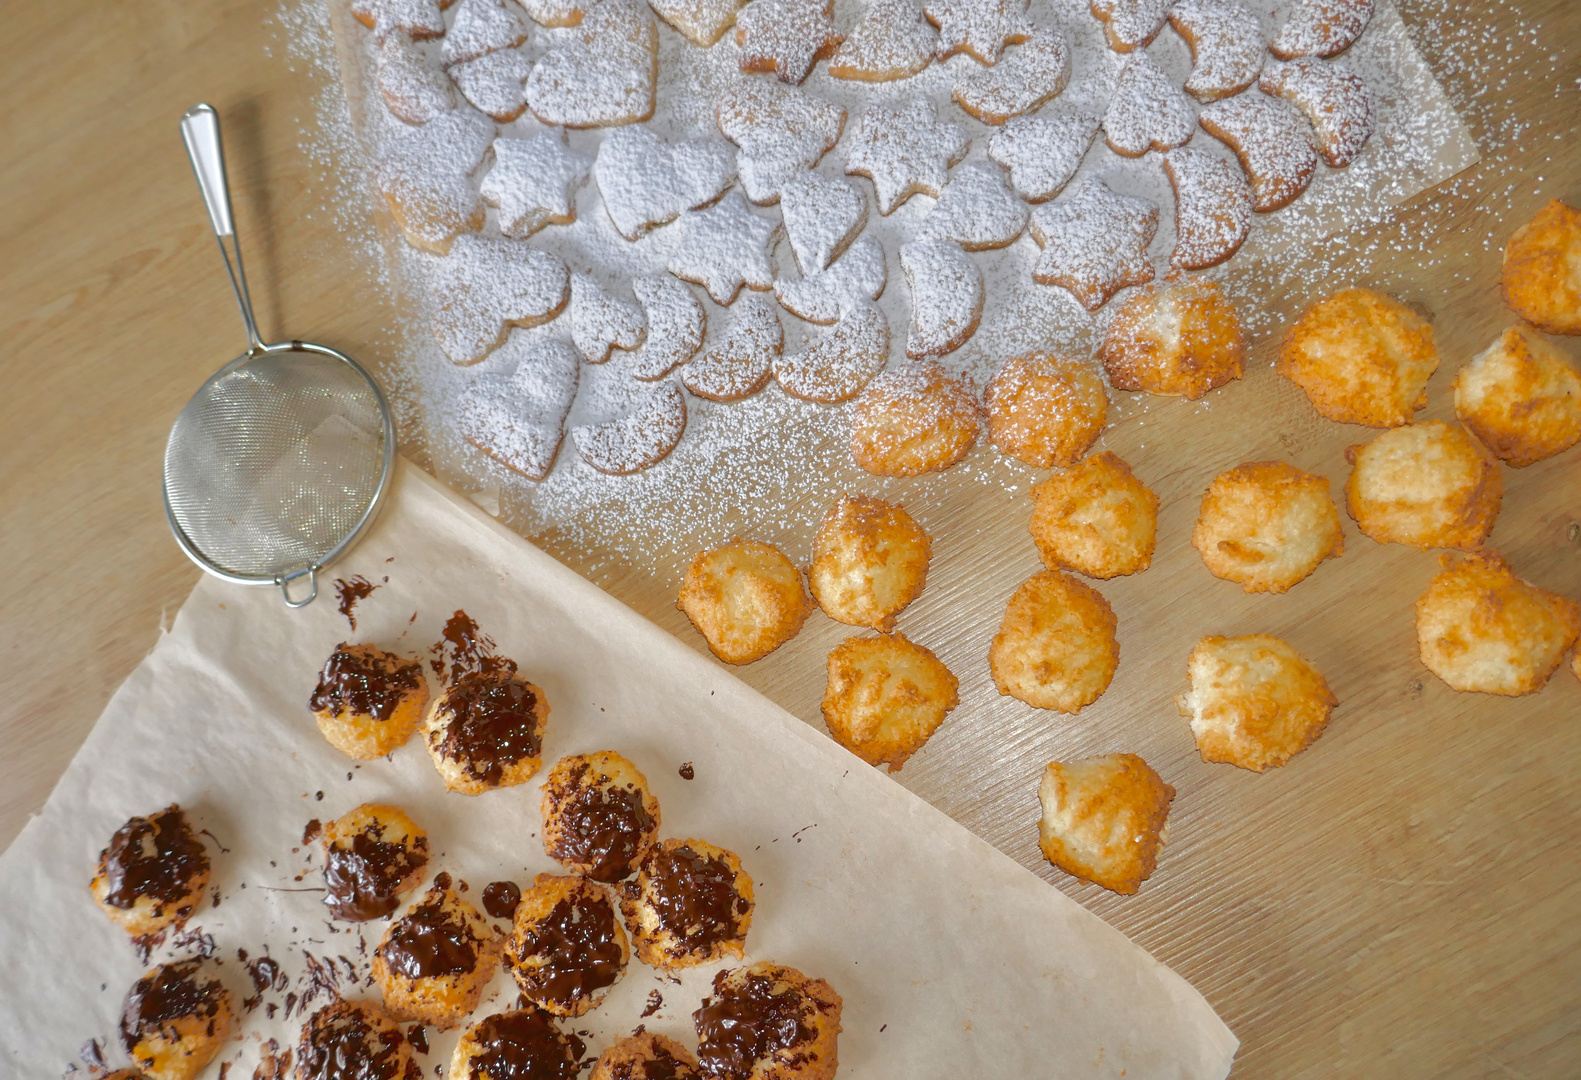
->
xmin=458 ymin=335 xmax=581 ymax=480
xmin=526 ymin=0 xmax=658 ymax=128
xmin=780 ymin=170 xmax=868 ymax=275
xmin=431 ymin=234 xmax=571 ymax=364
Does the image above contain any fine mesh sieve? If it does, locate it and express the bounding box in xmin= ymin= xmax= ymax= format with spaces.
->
xmin=164 ymin=104 xmax=394 ymax=607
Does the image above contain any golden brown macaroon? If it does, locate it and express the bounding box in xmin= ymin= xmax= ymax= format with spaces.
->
xmin=1177 ymin=635 xmax=1338 ymax=772
xmin=1097 ymin=277 xmax=1247 ymax=400
xmin=591 ymin=1031 xmax=701 ymax=1080
xmin=103 ymin=1072 xmax=153 ymax=1080
xmin=308 ymin=642 xmax=430 ymax=760
xmin=90 ymin=805 xmax=210 ymax=939
xmin=1192 ymin=461 xmax=1345 ymax=593
xmin=1028 ymin=451 xmax=1159 ymax=579
xmin=1455 ymin=325 xmax=1581 ymax=467
xmin=118 ymin=959 xmax=235 ymax=1080
xmin=372 ymin=872 xmax=502 ymax=1030
xmin=1415 ymin=550 xmax=1580 ymax=696
xmin=693 ymin=962 xmax=843 ymax=1080
xmin=821 ymin=633 xmax=960 ymax=772
xmin=506 ymin=873 xmax=630 ymax=1017
xmin=1277 ymin=287 xmax=1439 ymax=427
xmin=424 ymin=669 xmax=550 ymax=795
xmin=849 ymin=359 xmax=981 ymax=477
xmin=677 ymin=539 xmax=813 ymax=665
xmin=1037 ymin=753 xmax=1174 ymax=895
xmin=1343 ymin=420 xmax=1503 ymax=551
xmin=541 ymin=751 xmax=662 ymax=882
xmin=620 ymin=838 xmax=754 ymax=970
xmin=982 ymin=350 xmax=1109 ymax=468
xmin=1502 ymin=198 xmax=1581 ymax=335
xmin=451 ymin=1008 xmax=582 ymax=1080
xmin=808 ymin=495 xmax=931 ymax=631
xmin=320 ymin=802 xmax=430 ymax=921
xmin=989 ymin=570 xmax=1119 ymax=713
xmin=296 ymin=999 xmax=414 ymax=1080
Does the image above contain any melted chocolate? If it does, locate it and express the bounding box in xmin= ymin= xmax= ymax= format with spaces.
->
xmin=693 ymin=972 xmax=815 ymax=1079
xmin=120 ymin=959 xmax=226 ymax=1051
xmin=433 ymin=673 xmax=542 ymax=785
xmin=482 ymin=880 xmax=523 ymax=920
xmin=334 ymin=576 xmax=378 ymax=631
xmin=613 ymin=1044 xmax=696 ymax=1080
xmin=641 ymin=989 xmax=664 ymax=1018
xmin=678 ymin=763 xmax=695 ymax=780
xmin=100 ymin=805 xmax=208 ymax=910
xmin=323 ymin=827 xmax=428 ymax=922
xmin=380 ymin=889 xmax=480 ymax=980
xmin=308 ymin=645 xmax=422 ymax=723
xmin=642 ymin=846 xmax=748 ymax=954
xmin=407 ymin=1026 xmax=430 ymax=1055
xmin=465 ymin=1010 xmax=579 ymax=1080
xmin=432 ymin=610 xmax=516 ymax=688
xmin=510 ymin=892 xmax=623 ymax=1011
xmin=549 ymin=768 xmax=654 ymax=882
xmin=303 ymin=819 xmax=323 ymax=844
xmin=297 ymin=1002 xmax=406 ymax=1080
xmin=248 ymin=957 xmax=288 ymax=996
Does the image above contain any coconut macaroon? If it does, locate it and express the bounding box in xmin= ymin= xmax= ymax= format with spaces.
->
xmin=1501 ymin=198 xmax=1581 ymax=335
xmin=1178 ymin=635 xmax=1338 ymax=772
xmin=1343 ymin=420 xmax=1503 ymax=551
xmin=591 ymin=1031 xmax=701 ymax=1080
xmin=372 ymin=872 xmax=502 ymax=1029
xmin=982 ymin=350 xmax=1109 ymax=468
xmin=1028 ymin=451 xmax=1160 ymax=579
xmin=1455 ymin=325 xmax=1581 ymax=467
xmin=424 ymin=669 xmax=550 ymax=795
xmin=320 ymin=802 xmax=430 ymax=921
xmin=808 ymin=495 xmax=931 ymax=631
xmin=989 ymin=570 xmax=1120 ymax=713
xmin=1192 ymin=461 xmax=1345 ymax=593
xmin=693 ymin=962 xmax=843 ymax=1080
xmin=297 ymin=1000 xmax=415 ymax=1080
xmin=1415 ymin=550 xmax=1581 ymax=696
xmin=541 ymin=751 xmax=662 ymax=882
xmin=1037 ymin=753 xmax=1174 ymax=895
xmin=451 ymin=1008 xmax=582 ymax=1080
xmin=506 ymin=873 xmax=630 ymax=1017
xmin=677 ymin=539 xmax=814 ymax=664
xmin=620 ymin=838 xmax=754 ymax=970
xmin=118 ymin=959 xmax=235 ymax=1080
xmin=91 ymin=804 xmax=210 ymax=939
xmin=1097 ymin=277 xmax=1247 ymax=400
xmin=849 ymin=359 xmax=981 ymax=476
xmin=821 ymin=633 xmax=960 ymax=772
xmin=308 ymin=642 xmax=430 ymax=759
xmin=1277 ymin=287 xmax=1439 ymax=427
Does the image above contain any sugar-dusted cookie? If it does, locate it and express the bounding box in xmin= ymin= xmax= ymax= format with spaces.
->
xmin=1037 ymin=754 xmax=1173 ymax=894
xmin=693 ymin=963 xmax=843 ymax=1080
xmin=309 ymin=642 xmax=430 ymax=759
xmin=1260 ymin=57 xmax=1372 ymax=167
xmin=1104 ymin=50 xmax=1195 ymax=157
xmin=829 ymin=0 xmax=937 ymax=82
xmin=591 ymin=1032 xmax=701 ymax=1080
xmin=823 ymin=632 xmax=959 ymax=772
xmin=1029 ymin=177 xmax=1158 ymax=311
xmin=631 ymin=275 xmax=706 ymax=379
xmin=458 ymin=336 xmax=581 ymax=480
xmin=677 ymin=540 xmax=812 ymax=664
xmin=775 ymin=302 xmax=889 ymax=403
xmin=845 ymin=98 xmax=969 ymax=215
xmin=917 ymin=162 xmax=1028 ymax=251
xmin=431 ymin=233 xmax=570 ymax=365
xmin=594 ymin=126 xmax=736 ymax=241
xmin=570 ymin=273 xmax=645 ymax=363
xmin=373 ymin=874 xmax=501 ymax=1029
xmin=953 ymin=26 xmax=1070 ymax=125
xmin=1168 ymin=0 xmax=1264 ymax=102
xmin=506 ymin=873 xmax=630 ymax=1016
xmin=1178 ymin=635 xmax=1337 ymax=772
xmin=982 ymin=350 xmax=1107 ymax=468
xmin=377 ymin=35 xmax=455 ymax=125
xmin=780 ymin=170 xmax=868 ymax=275
xmin=650 ymin=0 xmax=749 ymax=44
xmin=1502 ymin=200 xmax=1581 ymax=335
xmin=667 ymin=191 xmax=781 ymax=305
xmin=809 ymin=494 xmax=931 ymax=631
xmin=91 ymin=805 xmax=210 ymax=939
xmin=1270 ymin=0 xmax=1373 ymax=60
xmin=990 ymin=570 xmax=1119 ymax=713
xmin=1029 ymin=451 xmax=1158 ymax=579
xmin=541 ymin=751 xmax=662 ymax=881
xmin=682 ymin=294 xmax=783 ymax=401
xmin=1099 ymin=276 xmax=1246 ymax=398
xmin=450 ymin=1009 xmax=582 ymax=1080
xmin=924 ymin=0 xmax=1032 ymax=64
xmin=443 ymin=0 xmax=529 ymax=64
xmin=352 ymin=0 xmax=455 ymax=40
xmin=1277 ymin=287 xmax=1438 ymax=427
xmin=375 ymin=105 xmax=494 ymax=255
xmin=448 ymin=48 xmax=533 ymax=122
xmin=572 ymin=380 xmax=688 ymax=473
xmin=526 ymin=0 xmax=658 ymax=127
xmin=775 ymin=234 xmax=887 ymax=323
xmin=901 ymin=238 xmax=983 ymax=358
xmin=1344 ymin=420 xmax=1503 ymax=551
xmin=481 ymin=132 xmax=591 ymax=238
xmin=120 ymin=959 xmax=235 ymax=1080
xmin=1192 ymin=461 xmax=1344 ymax=593
xmin=850 ymin=359 xmax=980 ymax=476
xmin=1198 ymin=91 xmax=1319 ymax=212
xmin=1089 ymin=0 xmax=1171 ymax=52
xmin=1455 ymin=325 xmax=1581 ymax=467
xmin=987 ymin=113 xmax=1098 ymax=202
xmin=520 ymin=0 xmax=590 ymax=26
xmin=717 ymin=79 xmax=847 ymax=205
xmin=1163 ymin=147 xmax=1252 ymax=270
xmin=735 ymin=0 xmax=845 ymax=84
xmin=623 ymin=839 xmax=755 ymax=968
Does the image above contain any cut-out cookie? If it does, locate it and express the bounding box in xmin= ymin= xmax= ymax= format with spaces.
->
xmin=431 ymin=233 xmax=571 ymax=364
xmin=376 ymin=106 xmax=495 ymax=255
xmin=775 ymin=303 xmax=889 ymax=402
xmin=631 ymin=275 xmax=706 ymax=379
xmin=520 ymin=0 xmax=590 ymax=26
xmin=649 ymin=0 xmax=748 ymax=45
xmin=780 ymin=170 xmax=868 ymax=275
xmin=572 ymin=380 xmax=688 ymax=474
xmin=681 ymin=294 xmax=783 ymax=401
xmin=593 ymin=126 xmax=736 ymax=240
xmin=352 ymin=0 xmax=454 ymax=40
xmin=442 ymin=0 xmax=530 ymax=64
xmin=735 ymin=0 xmax=845 ymax=84
xmin=377 ymin=35 xmax=456 ymax=125
xmin=901 ymin=238 xmax=984 ymax=358
xmin=1089 ymin=0 xmax=1171 ymax=52
xmin=570 ymin=273 xmax=645 ymax=362
xmin=666 ymin=191 xmax=781 ymax=305
xmin=923 ymin=0 xmax=1032 ymax=64
xmin=716 ymin=80 xmax=847 ymax=205
xmin=448 ymin=48 xmax=533 ymax=122
xmin=987 ymin=113 xmax=1098 ymax=202
xmin=775 ymin=234 xmax=887 ymax=323
xmin=829 ymin=0 xmax=937 ymax=82
xmin=1168 ymin=0 xmax=1265 ymax=102
xmin=526 ymin=0 xmax=658 ymax=128
xmin=1270 ymin=0 xmax=1373 ymax=60
xmin=481 ymin=132 xmax=592 ymax=238
xmin=1029 ymin=177 xmax=1158 ymax=311
xmin=458 ymin=336 xmax=581 ymax=479
xmin=1164 ymin=147 xmax=1251 ymax=270
xmin=953 ymin=26 xmax=1070 ymax=125
xmin=845 ymin=98 xmax=969 ymax=215
xmin=1198 ymin=91 xmax=1317 ymax=212
xmin=917 ymin=162 xmax=1028 ymax=250
xmin=1104 ymin=50 xmax=1195 ymax=157
xmin=1259 ymin=57 xmax=1372 ymax=167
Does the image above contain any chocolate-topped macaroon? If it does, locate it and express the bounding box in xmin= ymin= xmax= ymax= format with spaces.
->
xmin=450 ymin=1008 xmax=581 ymax=1080
xmin=506 ymin=874 xmax=629 ymax=1017
xmin=309 ymin=642 xmax=430 ymax=760
xmin=296 ymin=998 xmax=414 ymax=1080
xmin=693 ymin=962 xmax=842 ymax=1080
xmin=591 ymin=1031 xmax=701 ymax=1080
xmin=91 ymin=805 xmax=210 ymax=938
xmin=320 ymin=803 xmax=430 ymax=921
xmin=541 ymin=752 xmax=662 ymax=882
xmin=424 ymin=669 xmax=550 ymax=795
xmin=372 ymin=872 xmax=501 ymax=1029
xmin=119 ymin=959 xmax=236 ymax=1080
xmin=620 ymin=839 xmax=754 ymax=970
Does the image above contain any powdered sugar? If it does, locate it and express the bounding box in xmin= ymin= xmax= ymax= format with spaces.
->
xmin=1089 ymin=0 xmax=1172 ymax=52
xmin=666 ymin=190 xmax=781 ymax=303
xmin=917 ymin=161 xmax=1028 ymax=250
xmin=775 ymin=233 xmax=887 ymax=323
xmin=734 ymin=0 xmax=845 ymax=84
xmin=631 ymin=274 xmax=707 ymax=378
xmin=953 ymin=25 xmax=1071 ymax=124
xmin=519 ymin=0 xmax=588 ymax=27
xmin=1163 ymin=146 xmax=1252 ymax=269
xmin=1260 ymin=57 xmax=1374 ymax=167
xmin=1029 ymin=175 xmax=1158 ymax=310
xmin=716 ymin=79 xmax=846 ymax=204
xmin=829 ymin=0 xmax=938 ymax=82
xmin=377 ymin=34 xmax=456 ymax=123
xmin=1169 ymin=0 xmax=1266 ymax=102
xmin=1271 ymin=0 xmax=1374 ymax=60
xmin=375 ymin=104 xmax=494 ymax=252
xmin=987 ymin=111 xmax=1098 ymax=201
xmin=1199 ymin=89 xmax=1319 ymax=211
xmin=457 ymin=334 xmax=581 ymax=478
xmin=431 ymin=232 xmax=571 ymax=362
xmin=526 ymin=0 xmax=658 ymax=127
xmin=922 ymin=0 xmax=1033 ymax=64
xmin=571 ymin=379 xmax=688 ymax=473
xmin=440 ymin=0 xmax=527 ymax=64
xmin=901 ymin=237 xmax=985 ymax=356
xmin=1103 ymin=49 xmax=1196 ymax=156
xmin=448 ymin=46 xmax=533 ymax=120
xmin=570 ymin=272 xmax=647 ymax=362
xmin=780 ymin=169 xmax=868 ymax=273
xmin=649 ymin=0 xmax=748 ymax=45
xmin=844 ymin=97 xmax=969 ymax=214
xmin=774 ymin=301 xmax=890 ymax=402
xmin=352 ymin=0 xmax=449 ymax=39
xmin=593 ymin=125 xmax=736 ymax=240
xmin=481 ymin=132 xmax=591 ymax=237
xmin=681 ymin=293 xmax=783 ymax=400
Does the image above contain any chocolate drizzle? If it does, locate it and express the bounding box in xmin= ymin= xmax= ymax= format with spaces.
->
xmin=693 ymin=972 xmax=816 ymax=1079
xmin=549 ymin=766 xmax=654 ymax=882
xmin=297 ymin=1001 xmax=406 ymax=1080
xmin=100 ymin=805 xmax=208 ymax=912
xmin=510 ymin=891 xmax=624 ymax=1011
xmin=465 ymin=1009 xmax=579 ymax=1080
xmin=120 ymin=959 xmax=227 ymax=1052
xmin=613 ymin=1043 xmax=696 ymax=1080
xmin=334 ymin=576 xmax=379 ymax=631
xmin=433 ymin=673 xmax=542 ymax=785
xmin=323 ymin=826 xmax=429 ymax=922
xmin=641 ymin=846 xmax=749 ymax=954
xmin=482 ymin=881 xmax=523 ymax=920
xmin=431 ymin=610 xmax=517 ymax=688
xmin=380 ymin=887 xmax=481 ymax=980
xmin=308 ymin=645 xmax=423 ymax=723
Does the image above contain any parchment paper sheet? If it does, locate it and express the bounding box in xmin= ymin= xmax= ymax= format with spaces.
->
xmin=0 ymin=460 xmax=1235 ymax=1078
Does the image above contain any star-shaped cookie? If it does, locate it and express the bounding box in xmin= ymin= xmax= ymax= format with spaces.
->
xmin=844 ymin=97 xmax=969 ymax=215
xmin=922 ymin=0 xmax=1032 ymax=64
xmin=716 ymin=79 xmax=847 ymax=204
xmin=666 ymin=191 xmax=781 ymax=305
xmin=480 ymin=132 xmax=592 ymax=238
xmin=430 ymin=233 xmax=571 ymax=364
xmin=1028 ymin=177 xmax=1158 ymax=311
xmin=457 ymin=335 xmax=581 ymax=480
xmin=735 ymin=0 xmax=845 ymax=84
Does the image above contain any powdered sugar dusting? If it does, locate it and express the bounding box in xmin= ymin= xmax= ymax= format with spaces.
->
xmin=830 ymin=0 xmax=938 ymax=82
xmin=681 ymin=293 xmax=783 ymax=400
xmin=1199 ymin=89 xmax=1320 ymax=211
xmin=1260 ymin=57 xmax=1375 ymax=167
xmin=457 ymin=334 xmax=580 ymax=478
xmin=716 ymin=78 xmax=847 ymax=203
xmin=775 ymin=302 xmax=890 ymax=402
xmin=901 ymin=237 xmax=985 ymax=356
xmin=1103 ymin=49 xmax=1196 ymax=156
xmin=481 ymin=131 xmax=592 ymax=237
xmin=734 ymin=0 xmax=845 ymax=84
xmin=666 ymin=191 xmax=781 ymax=303
xmin=917 ymin=161 xmax=1029 ymax=249
xmin=1164 ymin=146 xmax=1252 ymax=270
xmin=1271 ymin=0 xmax=1375 ymax=60
xmin=572 ymin=379 xmax=689 ymax=473
xmin=953 ymin=25 xmax=1071 ymax=124
xmin=570 ymin=271 xmax=647 ymax=361
xmin=844 ymin=97 xmax=970 ymax=214
xmin=377 ymin=34 xmax=456 ymax=123
xmin=431 ymin=232 xmax=570 ymax=362
xmin=631 ymin=274 xmax=707 ymax=378
xmin=987 ymin=112 xmax=1098 ymax=201
xmin=1169 ymin=0 xmax=1266 ymax=102
xmin=441 ymin=0 xmax=528 ymax=64
xmin=1029 ymin=176 xmax=1158 ymax=310
xmin=775 ymin=233 xmax=888 ymax=322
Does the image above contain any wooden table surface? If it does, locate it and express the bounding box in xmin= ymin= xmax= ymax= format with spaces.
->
xmin=2 ymin=1 xmax=1577 ymax=1076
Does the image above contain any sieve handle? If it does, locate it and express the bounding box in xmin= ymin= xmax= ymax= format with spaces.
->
xmin=181 ymin=104 xmax=264 ymax=355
